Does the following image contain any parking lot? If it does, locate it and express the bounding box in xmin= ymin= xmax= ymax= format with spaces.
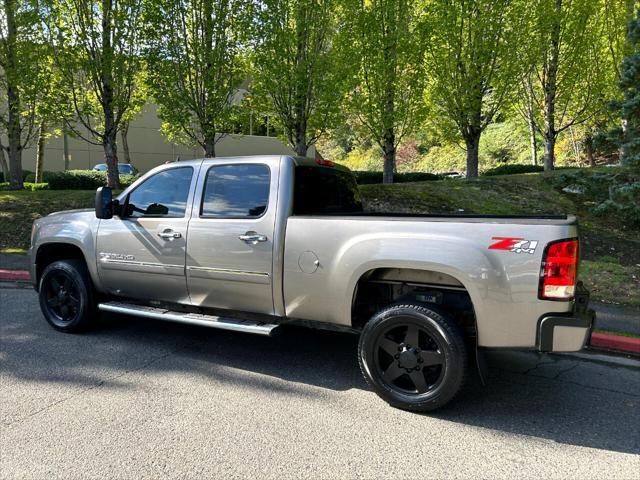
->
xmin=1 ymin=287 xmax=639 ymax=479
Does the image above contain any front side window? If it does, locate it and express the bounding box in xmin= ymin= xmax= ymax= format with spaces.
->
xmin=126 ymin=167 xmax=193 ymax=218
xmin=201 ymin=164 xmax=270 ymax=218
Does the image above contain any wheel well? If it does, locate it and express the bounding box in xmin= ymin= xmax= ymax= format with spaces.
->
xmin=351 ymin=268 xmax=477 ymax=338
xmin=35 ymin=243 xmax=86 ymax=287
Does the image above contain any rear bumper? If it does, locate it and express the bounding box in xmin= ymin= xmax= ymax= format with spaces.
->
xmin=538 ymin=282 xmax=595 ymax=352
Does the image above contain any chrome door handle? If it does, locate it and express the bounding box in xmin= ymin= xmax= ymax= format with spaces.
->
xmin=239 ymin=232 xmax=268 ymax=244
xmin=157 ymin=230 xmax=182 ymax=240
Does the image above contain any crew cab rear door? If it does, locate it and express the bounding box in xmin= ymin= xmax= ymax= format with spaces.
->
xmin=96 ymin=165 xmax=198 ymax=303
xmin=186 ymin=159 xmax=278 ymax=314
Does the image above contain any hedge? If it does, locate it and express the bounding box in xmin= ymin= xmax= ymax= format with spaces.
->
xmin=20 ymin=170 xmax=139 ymax=190
xmin=0 ymin=182 xmax=49 ymax=191
xmin=482 ymin=164 xmax=544 ymax=176
xmin=352 ymin=171 xmax=441 ymax=184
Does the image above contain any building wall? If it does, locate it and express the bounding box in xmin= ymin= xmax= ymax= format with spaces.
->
xmin=18 ymin=104 xmax=313 ymax=173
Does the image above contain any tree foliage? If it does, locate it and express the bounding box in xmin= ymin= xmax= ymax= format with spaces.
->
xmin=46 ymin=0 xmax=145 ymax=188
xmin=615 ymin=9 xmax=640 ymax=166
xmin=251 ymin=0 xmax=348 ymax=157
xmin=522 ymin=0 xmax=605 ymax=171
xmin=423 ymin=0 xmax=528 ymax=178
xmin=342 ymin=0 xmax=426 ymax=183
xmin=144 ymin=0 xmax=250 ymax=158
xmin=0 ymin=0 xmax=54 ymax=189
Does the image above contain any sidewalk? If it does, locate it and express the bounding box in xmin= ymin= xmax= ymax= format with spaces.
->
xmin=1 ymin=252 xmax=638 ymax=353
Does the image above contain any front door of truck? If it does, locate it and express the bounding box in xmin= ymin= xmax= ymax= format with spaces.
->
xmin=186 ymin=160 xmax=277 ymax=315
xmin=96 ymin=165 xmax=198 ymax=304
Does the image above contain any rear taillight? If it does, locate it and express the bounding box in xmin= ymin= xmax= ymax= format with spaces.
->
xmin=539 ymin=238 xmax=579 ymax=301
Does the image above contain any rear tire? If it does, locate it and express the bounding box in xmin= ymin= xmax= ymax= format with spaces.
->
xmin=38 ymin=259 xmax=96 ymax=333
xmin=358 ymin=303 xmax=467 ymax=412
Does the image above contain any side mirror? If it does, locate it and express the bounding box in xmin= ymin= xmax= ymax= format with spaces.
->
xmin=95 ymin=186 xmax=113 ymax=219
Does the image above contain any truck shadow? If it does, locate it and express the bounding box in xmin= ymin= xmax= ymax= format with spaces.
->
xmin=2 ymin=306 xmax=639 ymax=455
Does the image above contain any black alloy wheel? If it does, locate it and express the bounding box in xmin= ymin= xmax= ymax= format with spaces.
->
xmin=359 ymin=303 xmax=467 ymax=412
xmin=39 ymin=259 xmax=96 ymax=332
xmin=373 ymin=321 xmax=446 ymax=394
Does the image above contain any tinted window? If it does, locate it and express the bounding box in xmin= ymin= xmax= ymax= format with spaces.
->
xmin=294 ymin=167 xmax=363 ymax=215
xmin=201 ymin=164 xmax=270 ymax=218
xmin=127 ymin=167 xmax=193 ymax=217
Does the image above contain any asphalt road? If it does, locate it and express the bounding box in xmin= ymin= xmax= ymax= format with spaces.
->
xmin=1 ymin=287 xmax=639 ymax=479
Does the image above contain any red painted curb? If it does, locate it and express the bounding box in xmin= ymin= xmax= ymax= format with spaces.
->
xmin=590 ymin=332 xmax=640 ymax=355
xmin=0 ymin=269 xmax=30 ymax=282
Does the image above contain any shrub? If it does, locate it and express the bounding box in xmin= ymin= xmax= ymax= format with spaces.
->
xmin=24 ymin=182 xmax=49 ymax=191
xmin=45 ymin=170 xmax=139 ymax=190
xmin=352 ymin=171 xmax=441 ymax=184
xmin=483 ymin=164 xmax=544 ymax=176
xmin=0 ymin=182 xmax=49 ymax=191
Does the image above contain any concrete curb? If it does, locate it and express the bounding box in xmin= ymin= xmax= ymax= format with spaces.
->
xmin=590 ymin=332 xmax=640 ymax=356
xmin=0 ymin=269 xmax=30 ymax=282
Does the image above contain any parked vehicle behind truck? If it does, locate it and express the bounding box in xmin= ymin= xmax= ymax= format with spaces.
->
xmin=30 ymin=155 xmax=594 ymax=411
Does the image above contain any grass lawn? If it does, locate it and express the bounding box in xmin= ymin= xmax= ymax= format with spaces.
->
xmin=0 ymin=190 xmax=96 ymax=254
xmin=1 ymin=167 xmax=638 ymax=307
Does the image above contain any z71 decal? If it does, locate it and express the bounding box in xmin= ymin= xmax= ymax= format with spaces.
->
xmin=489 ymin=237 xmax=538 ymax=254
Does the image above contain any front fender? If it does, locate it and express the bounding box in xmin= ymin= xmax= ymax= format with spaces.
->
xmin=31 ymin=211 xmax=102 ymax=291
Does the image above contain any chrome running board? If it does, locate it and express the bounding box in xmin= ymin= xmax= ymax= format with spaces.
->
xmin=98 ymin=301 xmax=279 ymax=336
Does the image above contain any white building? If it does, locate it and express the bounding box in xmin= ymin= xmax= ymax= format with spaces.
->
xmin=19 ymin=104 xmax=314 ymax=173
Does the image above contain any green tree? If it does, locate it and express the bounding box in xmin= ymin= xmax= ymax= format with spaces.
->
xmin=46 ymin=0 xmax=145 ymax=188
xmin=144 ymin=0 xmax=249 ymax=158
xmin=251 ymin=0 xmax=348 ymax=157
xmin=0 ymin=0 xmax=52 ymax=189
xmin=615 ymin=9 xmax=640 ymax=166
xmin=343 ymin=0 xmax=426 ymax=183
xmin=525 ymin=0 xmax=603 ymax=171
xmin=423 ymin=0 xmax=528 ymax=178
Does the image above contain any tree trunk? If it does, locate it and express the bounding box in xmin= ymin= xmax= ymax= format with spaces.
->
xmin=7 ymin=116 xmax=23 ymax=189
xmin=543 ymin=132 xmax=556 ymax=171
xmin=103 ymin=133 xmax=120 ymax=189
xmin=382 ymin=130 xmax=395 ymax=184
xmin=528 ymin=113 xmax=538 ymax=166
xmin=0 ymin=145 xmax=10 ymax=182
xmin=619 ymin=118 xmax=627 ymax=164
xmin=585 ymin=133 xmax=595 ymax=167
xmin=101 ymin=0 xmax=119 ymax=189
xmin=63 ymin=131 xmax=70 ymax=170
xmin=35 ymin=122 xmax=46 ymax=183
xmin=121 ymin=121 xmax=131 ymax=165
xmin=542 ymin=0 xmax=562 ymax=172
xmin=464 ymin=132 xmax=480 ymax=179
xmin=5 ymin=0 xmax=23 ymax=190
xmin=294 ymin=128 xmax=308 ymax=157
xmin=204 ymin=136 xmax=216 ymax=157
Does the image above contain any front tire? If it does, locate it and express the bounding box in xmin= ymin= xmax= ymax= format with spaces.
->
xmin=358 ymin=303 xmax=468 ymax=412
xmin=39 ymin=259 xmax=96 ymax=333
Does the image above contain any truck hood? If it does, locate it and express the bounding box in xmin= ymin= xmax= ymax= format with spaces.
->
xmin=35 ymin=209 xmax=96 ymax=230
xmin=46 ymin=208 xmax=94 ymax=218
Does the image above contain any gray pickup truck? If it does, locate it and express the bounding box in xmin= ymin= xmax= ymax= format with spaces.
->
xmin=30 ymin=155 xmax=593 ymax=411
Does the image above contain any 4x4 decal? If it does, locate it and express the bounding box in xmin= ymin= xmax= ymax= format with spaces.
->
xmin=489 ymin=237 xmax=538 ymax=254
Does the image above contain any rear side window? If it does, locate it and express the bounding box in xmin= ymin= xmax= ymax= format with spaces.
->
xmin=127 ymin=167 xmax=193 ymax=217
xmin=294 ymin=166 xmax=363 ymax=215
xmin=201 ymin=164 xmax=270 ymax=218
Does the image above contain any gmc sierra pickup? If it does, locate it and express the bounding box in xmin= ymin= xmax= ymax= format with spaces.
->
xmin=30 ymin=155 xmax=594 ymax=411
